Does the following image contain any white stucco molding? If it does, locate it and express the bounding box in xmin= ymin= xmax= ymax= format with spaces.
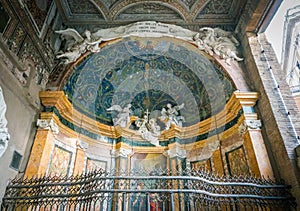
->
xmin=167 ymin=147 xmax=187 ymax=159
xmin=111 ymin=148 xmax=132 ymax=158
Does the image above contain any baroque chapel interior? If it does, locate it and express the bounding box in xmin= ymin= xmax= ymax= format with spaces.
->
xmin=0 ymin=0 xmax=300 ymax=210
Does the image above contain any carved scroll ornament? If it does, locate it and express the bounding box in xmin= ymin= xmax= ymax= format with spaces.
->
xmin=36 ymin=119 xmax=59 ymax=134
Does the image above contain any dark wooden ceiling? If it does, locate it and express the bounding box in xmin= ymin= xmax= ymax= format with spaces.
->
xmin=52 ymin=0 xmax=282 ymax=34
xmin=55 ymin=0 xmax=246 ymax=31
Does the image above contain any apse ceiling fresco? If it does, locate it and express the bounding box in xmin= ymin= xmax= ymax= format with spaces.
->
xmin=63 ymin=37 xmax=236 ymax=126
xmin=55 ymin=0 xmax=246 ymax=31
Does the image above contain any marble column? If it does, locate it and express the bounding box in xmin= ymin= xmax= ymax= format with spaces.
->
xmin=110 ymin=147 xmax=132 ymax=211
xmin=24 ymin=119 xmax=59 ymax=178
xmin=235 ymin=91 xmax=274 ymax=179
xmin=24 ymin=129 xmax=55 ymax=178
xmin=242 ymin=119 xmax=274 ymax=179
xmin=167 ymin=144 xmax=187 ymax=210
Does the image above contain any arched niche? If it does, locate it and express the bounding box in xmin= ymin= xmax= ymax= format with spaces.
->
xmin=27 ymin=35 xmax=273 ymax=180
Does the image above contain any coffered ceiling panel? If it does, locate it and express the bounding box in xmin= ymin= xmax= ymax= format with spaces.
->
xmin=114 ymin=3 xmax=184 ymax=22
xmin=55 ymin=0 xmax=246 ymax=30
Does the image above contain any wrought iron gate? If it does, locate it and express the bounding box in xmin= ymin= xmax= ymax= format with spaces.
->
xmin=1 ymin=169 xmax=296 ymax=211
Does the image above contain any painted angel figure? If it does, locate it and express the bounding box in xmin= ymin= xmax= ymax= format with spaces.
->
xmin=55 ymin=28 xmax=103 ymax=64
xmin=160 ymin=103 xmax=185 ymax=130
xmin=107 ymin=104 xmax=132 ymax=128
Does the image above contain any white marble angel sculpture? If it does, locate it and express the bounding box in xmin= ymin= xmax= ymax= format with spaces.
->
xmin=193 ymin=27 xmax=243 ymax=64
xmin=135 ymin=114 xmax=160 ymax=146
xmin=0 ymin=86 xmax=10 ymax=158
xmin=160 ymin=103 xmax=185 ymax=130
xmin=212 ymin=28 xmax=243 ymax=64
xmin=107 ymin=104 xmax=132 ymax=128
xmin=55 ymin=28 xmax=103 ymax=64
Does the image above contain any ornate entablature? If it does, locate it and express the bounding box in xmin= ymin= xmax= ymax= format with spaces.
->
xmin=38 ymin=90 xmax=258 ymax=147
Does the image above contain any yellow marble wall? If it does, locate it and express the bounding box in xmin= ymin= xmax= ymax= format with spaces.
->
xmin=24 ymin=90 xmax=274 ymax=180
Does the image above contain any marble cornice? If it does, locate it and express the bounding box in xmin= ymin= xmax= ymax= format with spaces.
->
xmin=40 ymin=91 xmax=116 ymax=137
xmin=39 ymin=90 xmax=258 ymax=142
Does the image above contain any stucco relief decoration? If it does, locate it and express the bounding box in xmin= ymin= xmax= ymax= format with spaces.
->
xmin=56 ymin=21 xmax=243 ymax=65
xmin=0 ymin=86 xmax=10 ymax=158
xmin=24 ymin=0 xmax=53 ymax=31
xmin=37 ymin=119 xmax=59 ymax=134
xmin=245 ymin=119 xmax=262 ymax=129
xmin=18 ymin=38 xmax=50 ymax=86
xmin=5 ymin=21 xmax=50 ymax=86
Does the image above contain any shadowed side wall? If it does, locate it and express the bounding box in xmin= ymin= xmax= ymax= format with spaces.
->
xmin=242 ymin=32 xmax=300 ymax=205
